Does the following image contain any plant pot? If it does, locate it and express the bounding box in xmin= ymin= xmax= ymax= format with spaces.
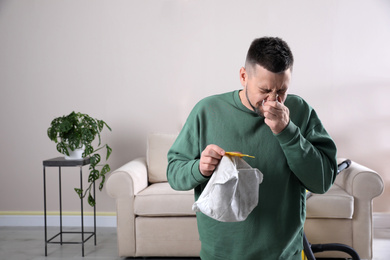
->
xmin=65 ymin=145 xmax=85 ymax=160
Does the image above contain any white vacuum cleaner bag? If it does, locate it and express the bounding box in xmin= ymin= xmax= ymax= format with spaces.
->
xmin=192 ymin=155 xmax=263 ymax=222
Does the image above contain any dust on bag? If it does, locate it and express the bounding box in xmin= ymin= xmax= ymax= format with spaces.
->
xmin=192 ymin=155 xmax=263 ymax=222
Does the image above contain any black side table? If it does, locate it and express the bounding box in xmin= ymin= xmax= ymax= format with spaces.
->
xmin=43 ymin=157 xmax=96 ymax=257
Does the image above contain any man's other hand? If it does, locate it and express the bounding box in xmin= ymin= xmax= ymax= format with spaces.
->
xmin=199 ymin=144 xmax=225 ymax=177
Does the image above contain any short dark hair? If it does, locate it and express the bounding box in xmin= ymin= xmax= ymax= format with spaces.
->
xmin=245 ymin=37 xmax=294 ymax=73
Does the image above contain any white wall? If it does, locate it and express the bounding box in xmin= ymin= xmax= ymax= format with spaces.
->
xmin=1 ymin=0 xmax=389 ymax=214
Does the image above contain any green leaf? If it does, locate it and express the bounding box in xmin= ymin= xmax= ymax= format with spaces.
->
xmin=59 ymin=120 xmax=72 ymax=133
xmin=88 ymin=194 xmax=96 ymax=207
xmin=98 ymin=120 xmax=104 ymax=132
xmin=99 ymin=175 xmax=106 ymax=191
xmin=88 ymin=169 xmax=99 ymax=182
xmin=101 ymin=164 xmax=110 ymax=175
xmin=97 ymin=131 xmax=102 ymax=146
xmin=106 ymin=144 xmax=112 ymax=160
xmin=90 ymin=154 xmax=101 ymax=166
xmin=74 ymin=188 xmax=83 ymax=198
xmin=57 ymin=142 xmax=69 ymax=156
xmin=47 ymin=127 xmax=57 ymax=141
xmin=104 ymin=121 xmax=112 ymax=131
xmin=84 ymin=144 xmax=94 ymax=157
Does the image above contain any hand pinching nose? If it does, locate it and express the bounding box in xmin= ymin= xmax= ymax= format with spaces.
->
xmin=262 ymin=94 xmax=279 ymax=106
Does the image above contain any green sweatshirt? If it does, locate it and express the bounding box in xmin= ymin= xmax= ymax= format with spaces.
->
xmin=167 ymin=90 xmax=337 ymax=260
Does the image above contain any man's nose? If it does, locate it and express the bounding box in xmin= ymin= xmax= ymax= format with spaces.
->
xmin=268 ymin=93 xmax=279 ymax=102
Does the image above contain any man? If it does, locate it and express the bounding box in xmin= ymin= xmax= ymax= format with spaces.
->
xmin=167 ymin=37 xmax=337 ymax=260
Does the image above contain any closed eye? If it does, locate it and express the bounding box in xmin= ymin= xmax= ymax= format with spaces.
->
xmin=259 ymin=88 xmax=287 ymax=95
xmin=259 ymin=88 xmax=272 ymax=94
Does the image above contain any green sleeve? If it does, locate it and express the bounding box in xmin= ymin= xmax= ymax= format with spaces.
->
xmin=166 ymin=108 xmax=210 ymax=191
xmin=275 ymin=118 xmax=338 ymax=194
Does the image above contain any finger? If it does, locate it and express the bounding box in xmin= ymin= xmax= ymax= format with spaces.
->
xmin=263 ymin=106 xmax=278 ymax=120
xmin=266 ymin=101 xmax=283 ymax=110
xmin=201 ymin=155 xmax=220 ymax=166
xmin=264 ymin=108 xmax=290 ymax=134
xmin=205 ymin=144 xmax=225 ymax=158
xmin=263 ymin=102 xmax=285 ymax=118
xmin=199 ymin=158 xmax=219 ymax=177
xmin=200 ymin=161 xmax=217 ymax=172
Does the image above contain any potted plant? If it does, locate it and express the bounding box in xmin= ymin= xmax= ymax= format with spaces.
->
xmin=47 ymin=111 xmax=112 ymax=206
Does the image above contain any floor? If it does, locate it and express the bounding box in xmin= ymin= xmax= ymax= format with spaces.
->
xmin=0 ymin=226 xmax=389 ymax=260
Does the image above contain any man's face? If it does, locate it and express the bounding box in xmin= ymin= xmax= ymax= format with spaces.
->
xmin=240 ymin=64 xmax=291 ymax=117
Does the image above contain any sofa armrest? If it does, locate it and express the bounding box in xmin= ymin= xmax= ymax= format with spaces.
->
xmin=106 ymin=157 xmax=148 ymax=198
xmin=106 ymin=157 xmax=148 ymax=257
xmin=335 ymin=158 xmax=384 ymax=259
xmin=335 ymin=158 xmax=384 ymax=200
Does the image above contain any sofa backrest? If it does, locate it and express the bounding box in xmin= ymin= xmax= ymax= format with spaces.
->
xmin=147 ymin=133 xmax=178 ymax=183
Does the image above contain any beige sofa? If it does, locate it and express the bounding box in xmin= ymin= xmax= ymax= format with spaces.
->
xmin=305 ymin=158 xmax=384 ymax=259
xmin=106 ymin=133 xmax=384 ymax=259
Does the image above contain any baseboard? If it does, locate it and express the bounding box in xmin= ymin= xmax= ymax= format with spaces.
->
xmin=0 ymin=212 xmax=117 ymax=227
xmin=2 ymin=212 xmax=388 ymax=229
xmin=373 ymin=212 xmax=390 ymax=229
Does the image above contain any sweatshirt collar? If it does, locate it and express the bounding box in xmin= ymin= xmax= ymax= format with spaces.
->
xmin=233 ymin=90 xmax=262 ymax=117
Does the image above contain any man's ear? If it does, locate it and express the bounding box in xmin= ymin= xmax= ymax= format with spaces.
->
xmin=239 ymin=67 xmax=247 ymax=87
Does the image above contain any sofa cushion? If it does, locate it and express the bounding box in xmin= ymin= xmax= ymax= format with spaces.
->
xmin=306 ymin=183 xmax=354 ymax=219
xmin=134 ymin=182 xmax=195 ymax=216
xmin=135 ymin=217 xmax=201 ymax=256
xmin=147 ymin=133 xmax=177 ymax=183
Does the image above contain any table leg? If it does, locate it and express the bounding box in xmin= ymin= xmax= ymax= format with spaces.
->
xmin=80 ymin=166 xmax=84 ymax=257
xmin=93 ymin=180 xmax=96 ymax=245
xmin=59 ymin=166 xmax=63 ymax=245
xmin=43 ymin=166 xmax=47 ymax=256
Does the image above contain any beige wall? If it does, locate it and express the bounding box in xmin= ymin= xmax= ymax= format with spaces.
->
xmin=1 ymin=0 xmax=389 ymax=215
